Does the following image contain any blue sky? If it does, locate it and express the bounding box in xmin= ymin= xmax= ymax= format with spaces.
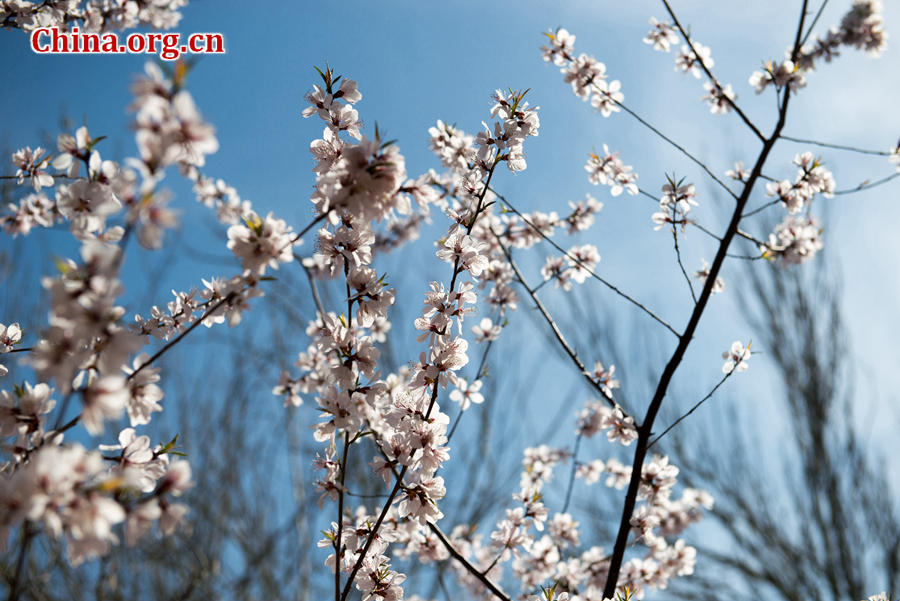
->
xmin=2 ymin=0 xmax=900 ymax=594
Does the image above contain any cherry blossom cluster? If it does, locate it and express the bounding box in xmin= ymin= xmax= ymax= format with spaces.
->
xmin=674 ymin=42 xmax=714 ymax=80
xmin=764 ymin=215 xmax=824 ymax=265
xmin=575 ymin=452 xmax=711 ymax=599
xmin=491 ymin=195 xmax=604 ymax=250
xmin=765 ymin=152 xmax=835 ymax=214
xmin=3 ymin=2 xmax=894 ymax=597
xmin=749 ymin=60 xmax=807 ymax=94
xmin=652 ymin=178 xmax=697 ymax=231
xmin=0 ymin=58 xmax=310 ymax=567
xmin=192 ymin=174 xmax=250 ymax=224
xmin=737 ymin=152 xmax=833 ymax=265
xmin=797 ymin=0 xmax=887 ymax=68
xmin=721 ymin=341 xmax=751 ymax=374
xmin=700 ymin=82 xmax=737 ymax=115
xmin=0 ymin=0 xmax=188 ymax=33
xmin=643 ymin=17 xmax=678 ymax=53
xmin=277 ymin=66 xmax=555 ymax=601
xmin=591 ymin=361 xmax=620 ymax=398
xmin=643 ymin=17 xmax=735 ymax=115
xmin=585 ymin=147 xmax=639 ymax=197
xmin=0 ymin=426 xmax=191 ymax=564
xmin=577 ymin=400 xmax=636 ymax=446
xmin=540 ymin=244 xmax=601 ymax=291
xmin=2 ymin=61 xmax=219 ymax=250
xmin=132 ymin=62 xmax=219 ymax=177
xmin=412 ymin=335 xmax=709 ymax=600
xmin=473 ymin=89 xmax=541 ymax=173
xmin=541 ymin=28 xmax=623 ymax=117
xmin=444 ymin=417 xmax=710 ymax=600
xmin=278 ymin=67 xmax=455 ymax=601
xmin=0 ymin=243 xmax=193 ymax=561
xmin=0 ymin=323 xmax=23 ymax=377
xmin=751 ymin=1 xmax=886 ymax=95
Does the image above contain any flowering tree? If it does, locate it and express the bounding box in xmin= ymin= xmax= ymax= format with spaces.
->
xmin=1 ymin=1 xmax=898 ymax=601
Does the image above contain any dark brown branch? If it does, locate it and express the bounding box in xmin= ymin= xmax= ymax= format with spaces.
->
xmin=335 ymin=433 xmax=350 ymax=601
xmin=427 ymin=523 xmax=512 ymax=601
xmin=601 ymin=4 xmax=810 ymax=596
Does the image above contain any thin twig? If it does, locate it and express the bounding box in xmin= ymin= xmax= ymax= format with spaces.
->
xmin=742 ymin=198 xmax=781 ymax=219
xmin=297 ymin=255 xmax=327 ymax=317
xmin=781 ymin=134 xmax=893 ymax=156
xmin=447 ymin=339 xmax=494 ymax=442
xmin=672 ymin=223 xmax=697 ymax=304
xmin=289 ymin=212 xmax=329 ymax=245
xmin=799 ymin=0 xmax=832 ymax=47
xmin=561 ymin=434 xmax=582 ymax=513
xmin=7 ymin=522 xmax=35 ymax=601
xmin=608 ymin=94 xmax=740 ymax=200
xmin=832 ymin=172 xmax=899 ymax=196
xmin=647 ymin=371 xmax=734 ymax=449
xmin=496 ymin=193 xmax=680 ymax=338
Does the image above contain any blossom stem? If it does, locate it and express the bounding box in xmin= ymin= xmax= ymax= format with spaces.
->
xmin=288 ymin=211 xmax=330 ymax=246
xmin=297 ymin=255 xmax=327 ymax=316
xmin=741 ymin=198 xmax=781 ymax=219
xmin=607 ymin=92 xmax=740 ymax=199
xmin=50 ymin=390 xmax=76 ymax=431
